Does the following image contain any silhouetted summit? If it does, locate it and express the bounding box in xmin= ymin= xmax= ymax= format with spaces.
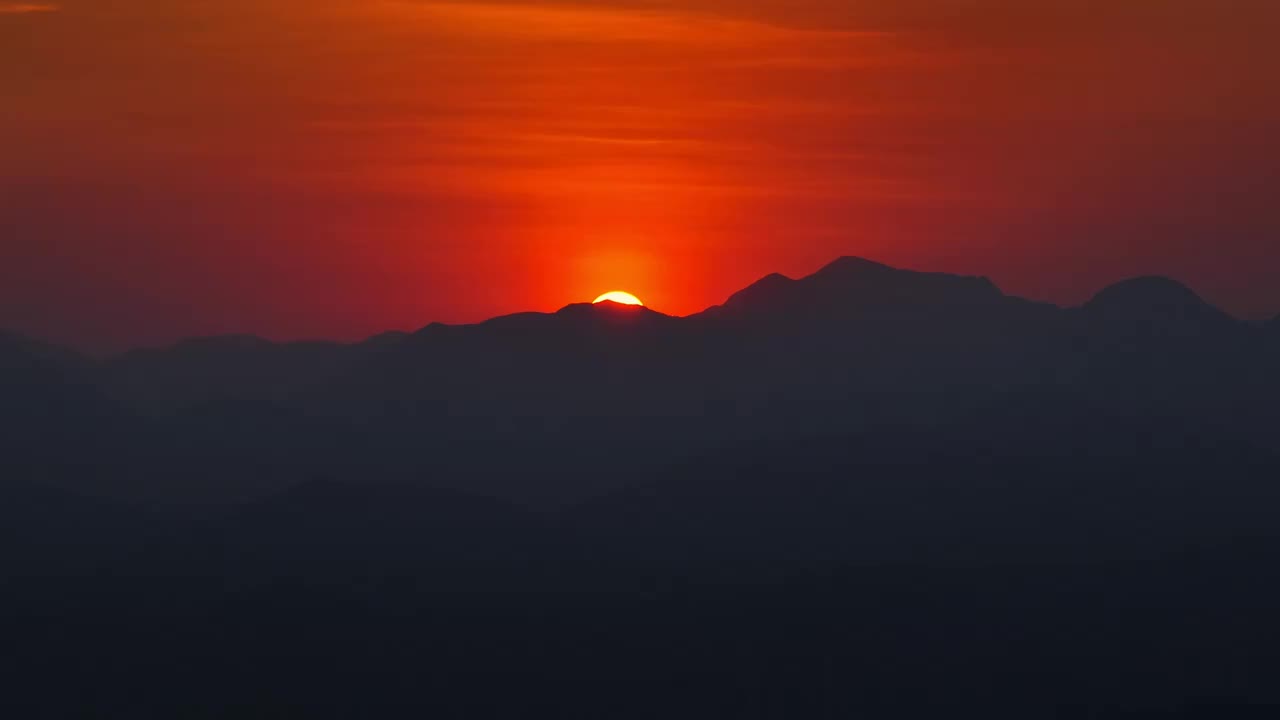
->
xmin=443 ymin=300 xmax=670 ymax=335
xmin=805 ymin=255 xmax=1002 ymax=307
xmin=557 ymin=300 xmax=673 ymax=325
xmin=810 ymin=255 xmax=1000 ymax=301
xmin=706 ymin=256 xmax=1006 ymax=327
xmin=1083 ymin=276 xmax=1235 ymax=338
xmin=718 ymin=272 xmax=797 ymax=315
xmin=405 ymin=301 xmax=676 ymax=361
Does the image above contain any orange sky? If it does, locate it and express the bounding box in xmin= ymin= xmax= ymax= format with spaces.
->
xmin=2 ymin=0 xmax=1278 ymax=350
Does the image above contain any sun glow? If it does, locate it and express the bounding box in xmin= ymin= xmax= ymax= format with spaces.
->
xmin=593 ymin=291 xmax=644 ymax=306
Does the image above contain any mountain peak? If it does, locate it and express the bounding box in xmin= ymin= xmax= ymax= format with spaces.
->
xmin=809 ymin=256 xmax=895 ymax=280
xmin=1084 ymin=276 xmax=1234 ymax=333
xmin=801 ymin=256 xmax=1003 ymax=308
xmin=557 ymin=301 xmax=663 ymax=319
xmin=721 ymin=272 xmax=797 ymax=313
xmin=756 ymin=271 xmax=794 ymax=285
xmin=1087 ymin=276 xmax=1202 ymax=306
xmin=1086 ymin=277 xmax=1224 ymax=317
xmin=709 ymin=257 xmax=1006 ymax=322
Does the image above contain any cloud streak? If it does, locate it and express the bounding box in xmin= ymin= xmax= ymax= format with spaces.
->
xmin=0 ymin=2 xmax=60 ymax=13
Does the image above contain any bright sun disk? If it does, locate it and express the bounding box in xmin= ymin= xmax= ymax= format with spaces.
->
xmin=593 ymin=291 xmax=644 ymax=306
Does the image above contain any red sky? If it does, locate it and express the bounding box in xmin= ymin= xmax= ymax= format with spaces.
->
xmin=2 ymin=0 xmax=1278 ymax=351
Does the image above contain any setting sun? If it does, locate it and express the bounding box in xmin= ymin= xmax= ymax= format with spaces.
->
xmin=593 ymin=291 xmax=644 ymax=307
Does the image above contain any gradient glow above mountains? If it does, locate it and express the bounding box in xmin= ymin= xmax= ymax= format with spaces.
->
xmin=1 ymin=0 xmax=1277 ymax=351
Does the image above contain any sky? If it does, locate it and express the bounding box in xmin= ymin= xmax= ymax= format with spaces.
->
xmin=1 ymin=0 xmax=1277 ymax=351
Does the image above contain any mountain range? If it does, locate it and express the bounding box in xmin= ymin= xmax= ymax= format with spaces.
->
xmin=4 ymin=257 xmax=1280 ymax=718
xmin=4 ymin=257 xmax=1277 ymax=504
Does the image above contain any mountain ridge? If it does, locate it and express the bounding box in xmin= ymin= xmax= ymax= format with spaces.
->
xmin=4 ymin=255 xmax=1276 ymax=507
xmin=6 ymin=263 xmax=1280 ymax=717
xmin=7 ymin=258 xmax=1261 ymax=357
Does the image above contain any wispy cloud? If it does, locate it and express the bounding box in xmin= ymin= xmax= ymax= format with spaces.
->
xmin=0 ymin=3 xmax=60 ymax=13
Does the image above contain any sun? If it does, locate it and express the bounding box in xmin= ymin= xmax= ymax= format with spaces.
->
xmin=593 ymin=291 xmax=644 ymax=307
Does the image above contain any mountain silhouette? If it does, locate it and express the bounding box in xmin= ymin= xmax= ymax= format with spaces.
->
xmin=103 ymin=334 xmax=352 ymax=413
xmin=4 ymin=257 xmax=1276 ymax=503
xmin=1083 ymin=276 xmax=1238 ymax=341
xmin=701 ymin=256 xmax=1007 ymax=326
xmin=0 ymin=330 xmax=87 ymax=370
xmin=5 ymin=257 xmax=1280 ymax=718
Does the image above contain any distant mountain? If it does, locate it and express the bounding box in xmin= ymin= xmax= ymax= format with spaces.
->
xmin=802 ymin=256 xmax=1005 ymax=309
xmin=400 ymin=301 xmax=682 ymax=367
xmin=0 ymin=331 xmax=129 ymax=478
xmin=361 ymin=329 xmax=411 ymax=349
xmin=0 ymin=330 xmax=93 ymax=403
xmin=102 ymin=335 xmax=354 ymax=413
xmin=696 ymin=258 xmax=1065 ymax=404
xmin=1082 ymin=276 xmax=1238 ymax=340
xmin=702 ymin=256 xmax=1009 ymax=325
xmin=0 ymin=330 xmax=88 ymax=370
xmin=1070 ymin=276 xmax=1265 ymax=425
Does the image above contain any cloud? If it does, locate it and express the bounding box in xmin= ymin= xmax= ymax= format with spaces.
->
xmin=0 ymin=2 xmax=60 ymax=13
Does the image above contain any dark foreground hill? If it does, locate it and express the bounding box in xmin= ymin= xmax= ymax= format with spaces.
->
xmin=3 ymin=257 xmax=1280 ymax=718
